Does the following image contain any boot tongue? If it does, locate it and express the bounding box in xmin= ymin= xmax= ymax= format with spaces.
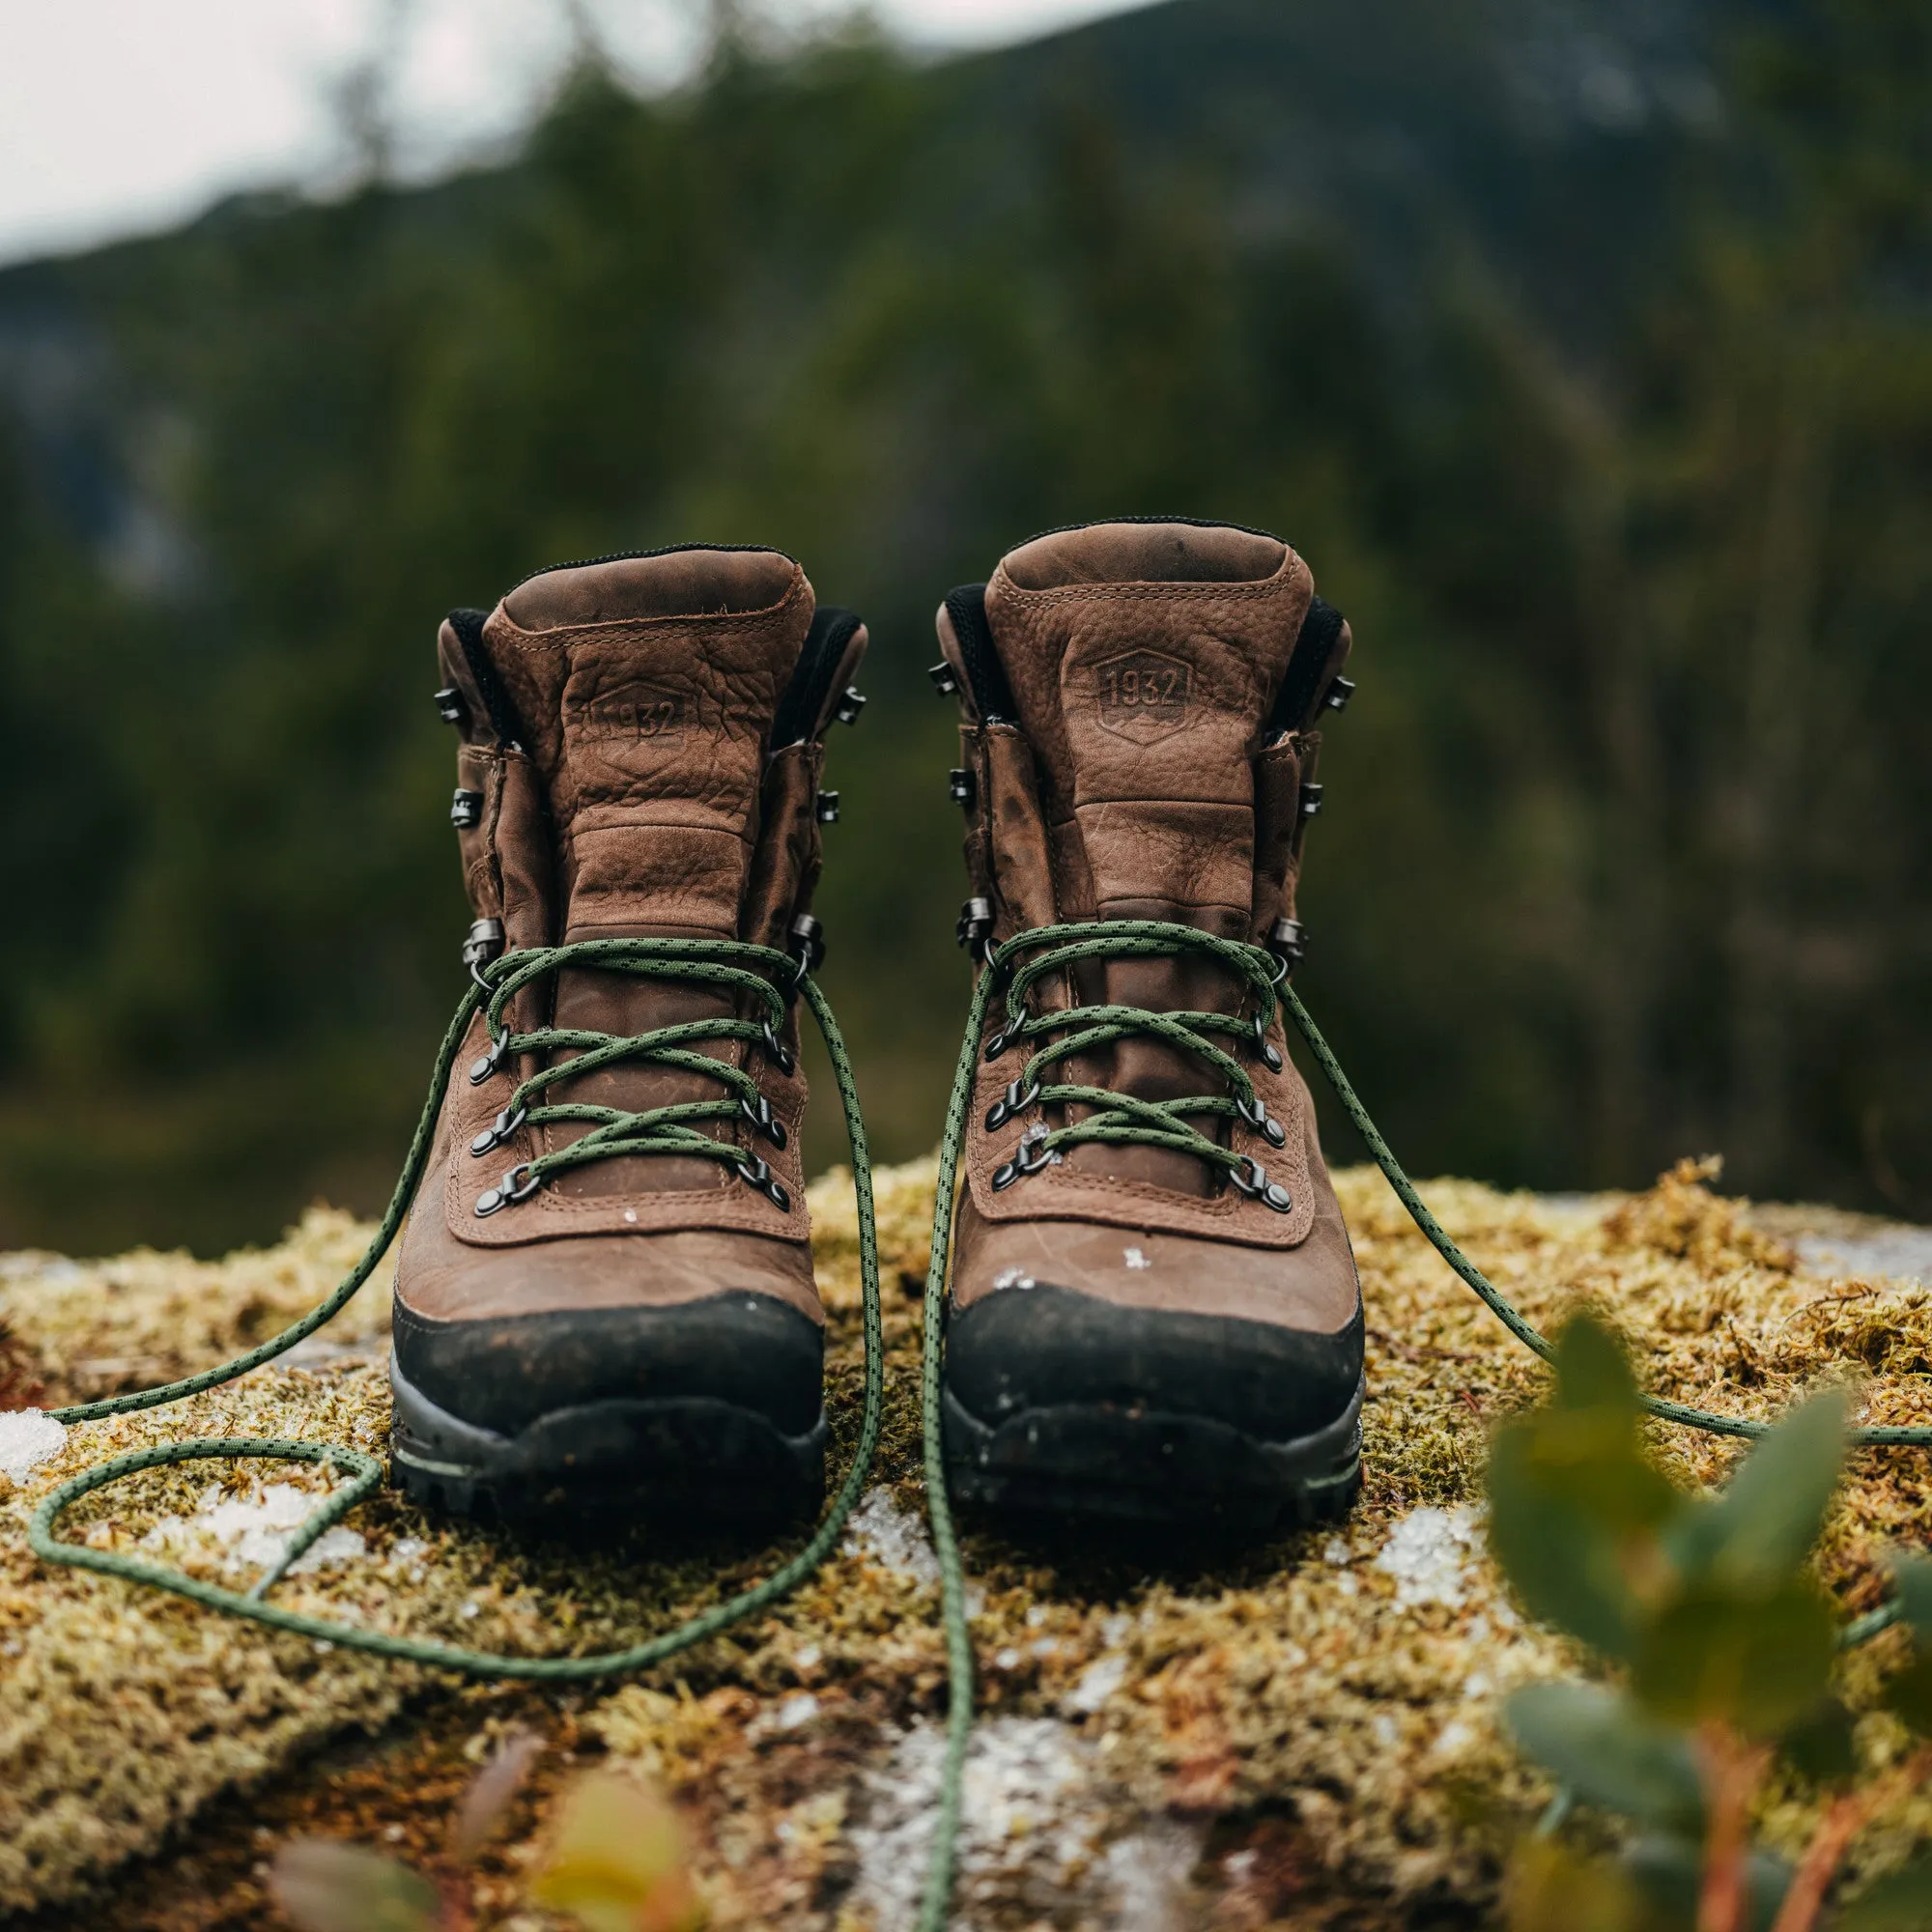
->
xmin=477 ymin=549 xmax=814 ymax=1197
xmin=983 ymin=520 xmax=1311 ymax=930
xmin=982 ymin=521 xmax=1314 ymax=1196
xmin=484 ymin=547 xmax=812 ymax=941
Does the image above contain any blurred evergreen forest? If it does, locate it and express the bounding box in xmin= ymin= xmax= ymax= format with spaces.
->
xmin=0 ymin=0 xmax=1926 ymax=1255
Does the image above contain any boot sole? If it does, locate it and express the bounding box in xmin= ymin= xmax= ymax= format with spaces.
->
xmin=388 ymin=1350 xmax=827 ymax=1529
xmin=941 ymin=1376 xmax=1363 ymax=1535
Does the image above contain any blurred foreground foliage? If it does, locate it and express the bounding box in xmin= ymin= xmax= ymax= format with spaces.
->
xmin=0 ymin=0 xmax=1926 ymax=1250
xmin=1494 ymin=1314 xmax=1932 ymax=1930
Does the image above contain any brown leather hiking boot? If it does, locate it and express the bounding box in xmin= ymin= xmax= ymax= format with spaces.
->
xmin=389 ymin=546 xmax=868 ymax=1526
xmin=933 ymin=519 xmax=1363 ymax=1533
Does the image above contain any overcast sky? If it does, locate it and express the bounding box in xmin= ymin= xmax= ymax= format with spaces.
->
xmin=0 ymin=0 xmax=1148 ymax=268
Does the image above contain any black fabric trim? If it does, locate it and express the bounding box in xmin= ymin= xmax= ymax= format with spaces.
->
xmin=1267 ymin=594 xmax=1347 ymax=738
xmin=943 ymin=583 xmax=1016 ymax=724
xmin=447 ymin=607 xmax=524 ymax=750
xmin=772 ymin=605 xmax=865 ymax=750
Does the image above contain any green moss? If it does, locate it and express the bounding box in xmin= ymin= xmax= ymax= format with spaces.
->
xmin=5 ymin=1158 xmax=1930 ymax=1925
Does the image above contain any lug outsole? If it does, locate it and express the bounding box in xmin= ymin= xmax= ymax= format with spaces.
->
xmin=940 ymin=1378 xmax=1364 ymax=1535
xmin=388 ymin=1350 xmax=827 ymax=1531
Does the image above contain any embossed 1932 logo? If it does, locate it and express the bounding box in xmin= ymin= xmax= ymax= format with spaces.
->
xmin=1094 ymin=649 xmax=1192 ymax=742
xmin=572 ymin=680 xmax=686 ymax=745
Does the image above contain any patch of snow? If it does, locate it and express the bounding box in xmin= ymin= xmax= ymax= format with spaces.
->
xmin=1321 ymin=1536 xmax=1350 ymax=1566
xmin=0 ymin=1408 xmax=66 ymax=1481
xmin=793 ymin=1643 xmax=822 ymax=1671
xmin=990 ymin=1266 xmax=1037 ymax=1291
xmin=1374 ymin=1505 xmax=1485 ymax=1609
xmin=1800 ymin=1228 xmax=1932 ymax=1288
xmin=1372 ymin=1713 xmax=1400 ymax=1747
xmin=144 ymin=1480 xmax=365 ymax=1577
xmin=774 ymin=1692 xmax=819 ymax=1731
xmin=1063 ymin=1652 xmax=1128 ymax=1716
xmin=842 ymin=1487 xmax=941 ymax=1589
xmin=1433 ymin=1718 xmax=1477 ymax=1757
xmin=1123 ymin=1245 xmax=1151 ymax=1271
xmin=847 ymin=1717 xmax=1102 ymax=1927
xmin=1101 ymin=1820 xmax=1203 ymax=1931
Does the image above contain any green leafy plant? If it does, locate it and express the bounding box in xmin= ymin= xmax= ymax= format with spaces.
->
xmin=270 ymin=1734 xmax=702 ymax=1932
xmin=1492 ymin=1314 xmax=1932 ymax=1932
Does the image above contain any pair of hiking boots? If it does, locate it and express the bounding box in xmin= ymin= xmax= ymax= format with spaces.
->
xmin=390 ymin=519 xmax=1364 ymax=1539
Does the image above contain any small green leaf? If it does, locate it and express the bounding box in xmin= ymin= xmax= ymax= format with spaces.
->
xmin=1882 ymin=1650 xmax=1932 ymax=1734
xmin=1777 ymin=1696 xmax=1858 ymax=1783
xmin=1890 ymin=1551 xmax=1932 ymax=1643
xmin=531 ymin=1770 xmax=703 ymax=1932
xmin=1554 ymin=1314 xmax=1641 ymax=1416
xmin=1838 ymin=1858 xmax=1932 ymax=1932
xmin=1506 ymin=1837 xmax=1643 ymax=1932
xmin=1623 ymin=1834 xmax=1791 ymax=1932
xmin=1671 ymin=1391 xmax=1848 ymax=1593
xmin=1505 ymin=1683 xmax=1704 ymax=1832
xmin=269 ymin=1841 xmax=441 ymax=1932
xmin=1633 ymin=1580 xmax=1835 ymax=1736
xmin=1489 ymin=1419 xmax=1640 ymax=1659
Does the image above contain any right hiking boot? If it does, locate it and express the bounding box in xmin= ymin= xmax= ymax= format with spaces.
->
xmin=932 ymin=518 xmax=1364 ymax=1535
xmin=388 ymin=546 xmax=868 ymax=1528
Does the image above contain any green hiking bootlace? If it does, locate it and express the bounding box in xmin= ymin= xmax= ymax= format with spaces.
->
xmin=32 ymin=935 xmax=884 ymax=1668
xmin=974 ymin=920 xmax=1300 ymax=1208
xmin=461 ymin=935 xmax=808 ymax=1215
xmin=25 ymin=918 xmax=1930 ymax=1931
xmin=911 ymin=917 xmax=1932 ymax=1930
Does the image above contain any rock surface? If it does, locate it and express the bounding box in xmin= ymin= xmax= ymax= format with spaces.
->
xmin=5 ymin=1159 xmax=1932 ymax=1928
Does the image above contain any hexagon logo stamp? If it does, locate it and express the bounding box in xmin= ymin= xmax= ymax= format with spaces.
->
xmin=1094 ymin=648 xmax=1192 ymax=743
xmin=569 ymin=679 xmax=687 ymax=751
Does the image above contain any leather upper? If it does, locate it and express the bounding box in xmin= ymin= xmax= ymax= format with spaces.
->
xmin=942 ymin=520 xmax=1360 ymax=1326
xmin=397 ymin=548 xmax=864 ymax=1325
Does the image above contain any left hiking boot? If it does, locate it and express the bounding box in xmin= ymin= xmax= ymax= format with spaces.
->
xmin=932 ymin=518 xmax=1364 ymax=1535
xmin=388 ymin=547 xmax=867 ymax=1528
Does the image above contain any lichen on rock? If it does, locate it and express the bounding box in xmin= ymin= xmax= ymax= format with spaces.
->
xmin=4 ymin=1157 xmax=1931 ymax=1925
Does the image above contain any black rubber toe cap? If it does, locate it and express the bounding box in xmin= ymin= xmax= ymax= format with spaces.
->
xmin=944 ymin=1283 xmax=1363 ymax=1445
xmin=392 ymin=1292 xmax=825 ymax=1438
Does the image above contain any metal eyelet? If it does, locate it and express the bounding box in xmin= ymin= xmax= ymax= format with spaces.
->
xmin=741 ymin=1093 xmax=787 ymax=1149
xmin=955 ymin=896 xmax=995 ymax=955
xmin=993 ymin=1124 xmax=1058 ymax=1190
xmin=1250 ymin=1013 xmax=1284 ymax=1072
xmin=1236 ymin=1094 xmax=1288 ymax=1150
xmin=760 ymin=1020 xmax=795 ymax=1076
xmin=474 ymin=1163 xmax=539 ymax=1217
xmin=734 ymin=1154 xmax=791 ymax=1211
xmin=462 ymin=917 xmax=505 ymax=990
xmin=787 ymin=912 xmax=827 ymax=979
xmin=984 ymin=1077 xmax=1039 ymax=1133
xmin=469 ymin=1033 xmax=512 ymax=1087
xmin=1230 ymin=1155 xmax=1293 ymax=1214
xmin=469 ymin=1104 xmax=527 ymax=1158
xmin=1014 ymin=1123 xmax=1060 ymax=1176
